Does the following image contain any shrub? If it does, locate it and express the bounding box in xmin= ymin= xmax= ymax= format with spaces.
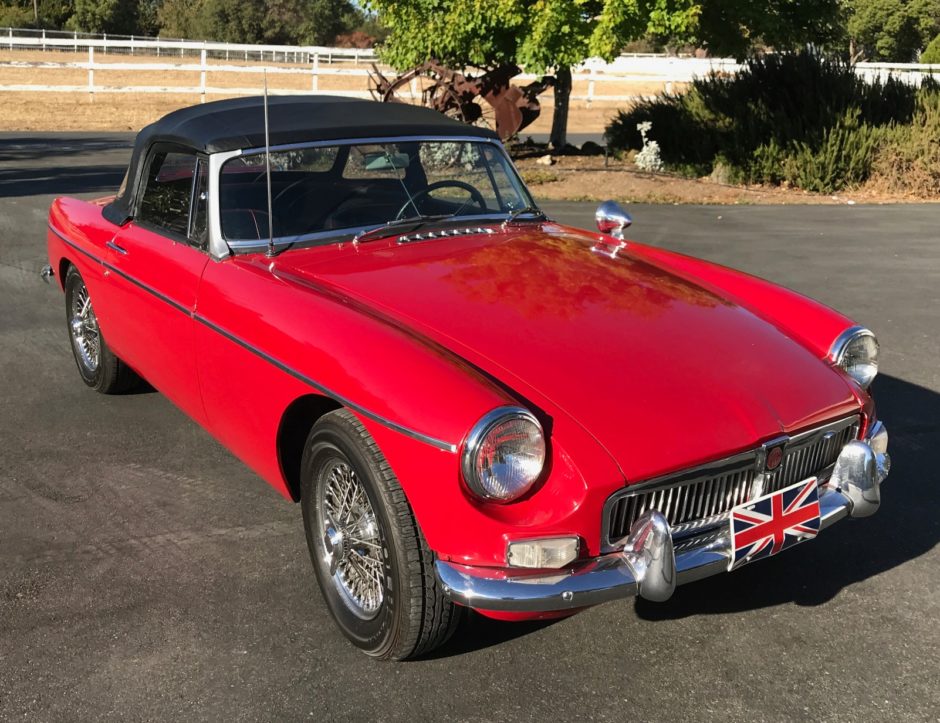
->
xmin=870 ymin=86 xmax=940 ymax=196
xmin=781 ymin=111 xmax=883 ymax=193
xmin=605 ymin=51 xmax=921 ymax=192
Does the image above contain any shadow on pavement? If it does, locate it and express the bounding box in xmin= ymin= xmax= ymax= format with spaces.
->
xmin=0 ymin=135 xmax=132 ymax=198
xmin=430 ymin=373 xmax=938 ymax=654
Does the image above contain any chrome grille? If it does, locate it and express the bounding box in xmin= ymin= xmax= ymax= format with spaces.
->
xmin=603 ymin=416 xmax=859 ymax=549
xmin=763 ymin=420 xmax=858 ymax=494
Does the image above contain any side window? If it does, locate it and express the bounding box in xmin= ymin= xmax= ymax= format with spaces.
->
xmin=137 ymin=151 xmax=197 ymax=238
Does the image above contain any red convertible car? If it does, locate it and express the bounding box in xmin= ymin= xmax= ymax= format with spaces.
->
xmin=43 ymin=96 xmax=890 ymax=660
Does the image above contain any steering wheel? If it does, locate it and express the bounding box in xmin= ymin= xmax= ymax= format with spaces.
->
xmin=396 ymin=180 xmax=487 ymax=220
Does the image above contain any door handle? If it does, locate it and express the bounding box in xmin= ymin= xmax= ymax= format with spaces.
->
xmin=106 ymin=240 xmax=128 ymax=255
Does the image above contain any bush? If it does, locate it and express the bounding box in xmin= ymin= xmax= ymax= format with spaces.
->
xmin=922 ymin=34 xmax=940 ymax=64
xmin=782 ymin=111 xmax=884 ymax=193
xmin=870 ymin=86 xmax=940 ymax=196
xmin=605 ymin=51 xmax=921 ymax=192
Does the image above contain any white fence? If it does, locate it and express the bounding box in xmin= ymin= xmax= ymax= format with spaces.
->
xmin=1 ymin=28 xmax=937 ymax=104
xmin=1 ymin=26 xmax=373 ymax=64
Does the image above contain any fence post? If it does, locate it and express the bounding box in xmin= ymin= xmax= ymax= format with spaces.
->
xmin=88 ymin=46 xmax=94 ymax=96
xmin=312 ymin=53 xmax=319 ymax=91
xmin=73 ymin=30 xmax=77 ymax=53
xmin=41 ymin=28 xmax=46 ymax=52
xmin=102 ymin=32 xmax=106 ymax=55
xmin=8 ymin=27 xmax=12 ymax=51
xmin=130 ymin=35 xmax=134 ymax=55
xmin=200 ymin=47 xmax=207 ymax=102
xmin=587 ymin=76 xmax=595 ymax=107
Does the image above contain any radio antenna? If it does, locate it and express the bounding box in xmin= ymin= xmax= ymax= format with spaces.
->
xmin=263 ymin=70 xmax=276 ymax=258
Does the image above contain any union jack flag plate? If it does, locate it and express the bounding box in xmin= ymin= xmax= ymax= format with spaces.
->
xmin=729 ymin=477 xmax=821 ymax=571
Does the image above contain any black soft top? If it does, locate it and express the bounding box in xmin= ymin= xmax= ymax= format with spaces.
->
xmin=103 ymin=95 xmax=498 ymax=225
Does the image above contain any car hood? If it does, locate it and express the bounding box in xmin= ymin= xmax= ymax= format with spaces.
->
xmin=281 ymin=224 xmax=858 ymax=481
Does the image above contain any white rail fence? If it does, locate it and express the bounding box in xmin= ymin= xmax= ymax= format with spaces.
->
xmin=1 ymin=29 xmax=937 ymax=104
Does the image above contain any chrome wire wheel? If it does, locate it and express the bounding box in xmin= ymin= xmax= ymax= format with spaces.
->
xmin=316 ymin=459 xmax=385 ymax=620
xmin=69 ymin=279 xmax=100 ymax=373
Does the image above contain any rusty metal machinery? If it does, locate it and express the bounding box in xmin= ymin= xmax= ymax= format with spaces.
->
xmin=369 ymin=61 xmax=553 ymax=141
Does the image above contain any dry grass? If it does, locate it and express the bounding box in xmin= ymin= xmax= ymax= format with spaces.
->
xmin=0 ymin=49 xmax=643 ymax=134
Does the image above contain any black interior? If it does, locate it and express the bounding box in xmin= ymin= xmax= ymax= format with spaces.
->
xmin=219 ymin=147 xmax=490 ymax=241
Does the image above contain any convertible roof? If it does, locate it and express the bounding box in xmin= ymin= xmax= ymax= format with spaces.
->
xmin=139 ymin=95 xmax=497 ymax=153
xmin=103 ymin=95 xmax=498 ymax=225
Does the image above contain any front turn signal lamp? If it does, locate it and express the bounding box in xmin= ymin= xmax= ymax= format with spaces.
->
xmin=507 ymin=537 xmax=580 ymax=569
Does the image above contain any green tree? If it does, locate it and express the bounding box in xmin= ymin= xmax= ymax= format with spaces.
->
xmin=157 ymin=0 xmax=356 ymax=44
xmin=923 ymin=33 xmax=940 ymax=62
xmin=67 ymin=0 xmax=139 ymax=33
xmin=366 ymin=0 xmax=844 ymax=148
xmin=846 ymin=0 xmax=940 ymax=61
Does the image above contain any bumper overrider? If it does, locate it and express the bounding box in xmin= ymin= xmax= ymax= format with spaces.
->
xmin=436 ymin=422 xmax=890 ymax=612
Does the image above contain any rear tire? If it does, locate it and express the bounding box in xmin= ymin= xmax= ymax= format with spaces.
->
xmin=64 ymin=266 xmax=139 ymax=394
xmin=300 ymin=408 xmax=460 ymax=660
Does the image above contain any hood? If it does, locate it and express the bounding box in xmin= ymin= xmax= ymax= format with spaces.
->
xmin=279 ymin=224 xmax=859 ymax=481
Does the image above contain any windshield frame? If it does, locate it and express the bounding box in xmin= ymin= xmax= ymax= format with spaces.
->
xmin=206 ymin=135 xmax=539 ymax=257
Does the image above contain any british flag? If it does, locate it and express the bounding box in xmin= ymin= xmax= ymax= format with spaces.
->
xmin=729 ymin=477 xmax=821 ymax=571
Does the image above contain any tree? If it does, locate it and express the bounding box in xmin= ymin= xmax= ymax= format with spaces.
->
xmin=157 ymin=0 xmax=357 ymax=44
xmin=366 ymin=0 xmax=843 ymax=148
xmin=67 ymin=0 xmax=139 ymax=33
xmin=923 ymin=33 xmax=940 ymax=63
xmin=846 ymin=0 xmax=940 ymax=61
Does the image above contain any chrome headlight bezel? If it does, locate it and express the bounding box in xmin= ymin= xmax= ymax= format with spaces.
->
xmin=829 ymin=326 xmax=879 ymax=390
xmin=460 ymin=406 xmax=546 ymax=503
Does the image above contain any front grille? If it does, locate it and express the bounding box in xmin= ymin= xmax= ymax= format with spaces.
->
xmin=603 ymin=416 xmax=859 ymax=549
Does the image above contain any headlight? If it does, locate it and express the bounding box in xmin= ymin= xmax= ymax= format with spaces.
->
xmin=829 ymin=326 xmax=879 ymax=389
xmin=461 ymin=407 xmax=546 ymax=502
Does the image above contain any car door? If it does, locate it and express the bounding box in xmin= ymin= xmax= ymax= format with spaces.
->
xmin=103 ymin=147 xmax=210 ymax=425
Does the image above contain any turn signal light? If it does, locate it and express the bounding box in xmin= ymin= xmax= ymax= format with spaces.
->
xmin=507 ymin=537 xmax=579 ymax=569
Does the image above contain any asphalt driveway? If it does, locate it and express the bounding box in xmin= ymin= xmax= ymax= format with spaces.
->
xmin=1 ymin=133 xmax=938 ymax=722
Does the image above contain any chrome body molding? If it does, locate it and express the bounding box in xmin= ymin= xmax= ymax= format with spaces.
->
xmin=436 ymin=425 xmax=889 ymax=612
xmin=48 ymin=223 xmax=459 ymax=453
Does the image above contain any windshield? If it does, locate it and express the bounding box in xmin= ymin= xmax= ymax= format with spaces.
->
xmin=219 ymin=139 xmax=537 ymax=244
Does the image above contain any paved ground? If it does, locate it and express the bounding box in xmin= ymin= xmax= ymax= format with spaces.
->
xmin=1 ymin=134 xmax=938 ymax=722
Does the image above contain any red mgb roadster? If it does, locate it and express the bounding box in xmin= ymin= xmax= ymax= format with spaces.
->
xmin=43 ymin=96 xmax=890 ymax=659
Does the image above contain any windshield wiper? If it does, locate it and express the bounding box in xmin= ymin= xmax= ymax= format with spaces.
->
xmin=502 ymin=205 xmax=547 ymax=226
xmin=352 ymin=214 xmax=452 ymax=245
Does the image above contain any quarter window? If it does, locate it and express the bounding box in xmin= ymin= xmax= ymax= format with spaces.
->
xmin=138 ymin=151 xmax=197 ymax=237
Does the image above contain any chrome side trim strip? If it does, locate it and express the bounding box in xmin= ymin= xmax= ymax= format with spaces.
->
xmin=192 ymin=314 xmax=457 ymax=452
xmin=49 ymin=223 xmax=458 ymax=453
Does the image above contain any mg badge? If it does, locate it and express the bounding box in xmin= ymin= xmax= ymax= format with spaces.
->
xmin=766 ymin=445 xmax=784 ymax=471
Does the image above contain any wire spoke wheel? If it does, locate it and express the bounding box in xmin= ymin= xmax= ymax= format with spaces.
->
xmin=317 ymin=459 xmax=385 ymax=620
xmin=69 ymin=279 xmax=100 ymax=373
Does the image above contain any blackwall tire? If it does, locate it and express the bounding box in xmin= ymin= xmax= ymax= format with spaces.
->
xmin=300 ymin=408 xmax=460 ymax=660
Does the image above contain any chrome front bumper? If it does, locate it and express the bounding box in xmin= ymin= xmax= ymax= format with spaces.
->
xmin=436 ymin=424 xmax=890 ymax=613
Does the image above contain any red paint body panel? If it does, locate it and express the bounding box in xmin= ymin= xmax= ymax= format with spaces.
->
xmin=280 ymin=224 xmax=861 ymax=482
xmin=47 ymin=199 xmax=871 ymax=571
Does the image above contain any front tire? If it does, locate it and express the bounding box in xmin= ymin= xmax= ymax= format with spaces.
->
xmin=300 ymin=409 xmax=460 ymax=660
xmin=64 ymin=266 xmax=139 ymax=394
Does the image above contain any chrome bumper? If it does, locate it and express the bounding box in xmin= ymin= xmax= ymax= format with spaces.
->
xmin=436 ymin=424 xmax=890 ymax=613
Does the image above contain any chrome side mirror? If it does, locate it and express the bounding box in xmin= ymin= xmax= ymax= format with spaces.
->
xmin=595 ymin=200 xmax=632 ymax=240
